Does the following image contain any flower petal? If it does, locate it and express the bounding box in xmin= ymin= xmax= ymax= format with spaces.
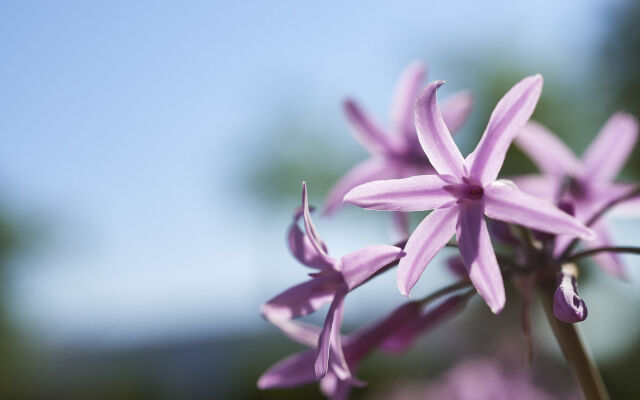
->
xmin=511 ymin=174 xmax=561 ymax=203
xmin=390 ymin=61 xmax=427 ymax=140
xmin=441 ymin=90 xmax=474 ymax=134
xmin=457 ymin=202 xmax=505 ymax=313
xmin=270 ymin=319 xmax=321 ymax=348
xmin=381 ymin=294 xmax=469 ymax=352
xmin=257 ymin=349 xmax=317 ymax=389
xmin=261 ymin=277 xmax=338 ymax=321
xmin=315 ymin=287 xmax=348 ymax=378
xmin=515 ymin=121 xmax=582 ymax=176
xmin=397 ymin=206 xmax=459 ymax=296
xmin=582 ymin=112 xmax=638 ymax=182
xmin=484 ymin=181 xmax=594 ymax=239
xmin=344 ymin=99 xmax=397 ymax=155
xmin=302 ymin=182 xmax=335 ymax=267
xmin=414 ymin=81 xmax=466 ymax=178
xmin=553 ymin=264 xmax=588 ymax=323
xmin=324 ymin=158 xmax=397 ymax=216
xmin=586 ymin=221 xmax=626 ymax=279
xmin=468 ymin=75 xmax=543 ymax=184
xmin=343 ymin=175 xmax=453 ymax=212
xmin=340 ymin=245 xmax=405 ymax=290
xmin=288 ymin=209 xmax=333 ymax=270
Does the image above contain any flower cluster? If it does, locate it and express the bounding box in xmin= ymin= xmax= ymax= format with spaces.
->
xmin=258 ymin=61 xmax=639 ymax=399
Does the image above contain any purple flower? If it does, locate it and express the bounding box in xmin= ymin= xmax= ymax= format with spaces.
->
xmin=324 ymin=61 xmax=473 ymax=235
xmin=261 ymin=182 xmax=404 ymax=378
xmin=553 ymin=264 xmax=588 ymax=323
xmin=515 ymin=115 xmax=639 ymax=278
xmin=259 ymin=295 xmax=467 ymax=399
xmin=344 ymin=76 xmax=594 ymax=313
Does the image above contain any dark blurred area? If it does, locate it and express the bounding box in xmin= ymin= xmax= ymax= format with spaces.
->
xmin=2 ymin=1 xmax=640 ymax=399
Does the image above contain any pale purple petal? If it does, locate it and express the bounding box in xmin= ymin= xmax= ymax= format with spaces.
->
xmin=468 ymin=75 xmax=543 ymax=184
xmin=397 ymin=206 xmax=459 ymax=296
xmin=261 ymin=277 xmax=339 ymax=321
xmin=390 ymin=61 xmax=426 ymax=140
xmin=324 ymin=158 xmax=397 ymax=216
xmin=515 ymin=121 xmax=582 ymax=176
xmin=582 ymin=112 xmax=638 ymax=182
xmin=607 ymin=182 xmax=640 ymax=217
xmin=271 ymin=319 xmax=321 ymax=348
xmin=344 ymin=100 xmax=398 ymax=155
xmin=553 ymin=266 xmax=588 ymax=323
xmin=511 ymin=174 xmax=561 ymax=203
xmin=288 ymin=210 xmax=333 ymax=270
xmin=320 ymin=373 xmax=355 ymax=400
xmin=315 ymin=287 xmax=347 ymax=378
xmin=414 ymin=81 xmax=466 ymax=178
xmin=441 ymin=90 xmax=474 ymax=134
xmin=457 ymin=202 xmax=505 ymax=313
xmin=484 ymin=181 xmax=594 ymax=239
xmin=381 ymin=294 xmax=469 ymax=352
xmin=343 ymin=175 xmax=453 ymax=212
xmin=257 ymin=349 xmax=317 ymax=389
xmin=340 ymin=245 xmax=405 ymax=290
xmin=586 ymin=221 xmax=626 ymax=279
xmin=302 ymin=182 xmax=335 ymax=267
xmin=346 ymin=302 xmax=422 ymax=362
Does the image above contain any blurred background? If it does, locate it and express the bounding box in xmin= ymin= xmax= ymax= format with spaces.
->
xmin=2 ymin=0 xmax=640 ymax=398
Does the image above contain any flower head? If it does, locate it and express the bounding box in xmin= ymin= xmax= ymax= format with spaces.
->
xmin=261 ymin=182 xmax=404 ymax=378
xmin=324 ymin=61 xmax=474 ymax=235
xmin=344 ymin=75 xmax=594 ymax=313
xmin=515 ymin=114 xmax=639 ymax=278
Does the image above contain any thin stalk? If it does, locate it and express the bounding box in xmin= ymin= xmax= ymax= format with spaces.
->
xmin=417 ymin=280 xmax=471 ymax=306
xmin=563 ymin=246 xmax=640 ymax=262
xmin=560 ymin=186 xmax=640 ymax=259
xmin=538 ymin=282 xmax=609 ymax=400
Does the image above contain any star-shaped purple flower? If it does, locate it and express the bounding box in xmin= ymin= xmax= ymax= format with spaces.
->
xmin=344 ymin=75 xmax=594 ymax=313
xmin=261 ymin=182 xmax=404 ymax=378
xmin=514 ymin=114 xmax=639 ymax=278
xmin=324 ymin=61 xmax=473 ymax=235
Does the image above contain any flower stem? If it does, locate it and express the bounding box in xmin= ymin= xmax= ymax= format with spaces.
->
xmin=538 ymin=282 xmax=609 ymax=400
xmin=563 ymin=246 xmax=640 ymax=262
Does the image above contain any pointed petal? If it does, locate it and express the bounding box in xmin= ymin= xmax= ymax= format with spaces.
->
xmin=271 ymin=320 xmax=321 ymax=348
xmin=344 ymin=100 xmax=397 ymax=155
xmin=340 ymin=245 xmax=405 ymax=290
xmin=320 ymin=375 xmax=354 ymax=400
xmin=261 ymin=277 xmax=338 ymax=321
xmin=315 ymin=288 xmax=347 ymax=378
xmin=515 ymin=121 xmax=582 ymax=175
xmin=553 ymin=265 xmax=588 ymax=323
xmin=457 ymin=202 xmax=505 ymax=313
xmin=390 ymin=61 xmax=427 ymax=140
xmin=381 ymin=294 xmax=469 ymax=352
xmin=582 ymin=112 xmax=638 ymax=182
xmin=324 ymin=158 xmax=396 ymax=216
xmin=484 ymin=181 xmax=594 ymax=239
xmin=441 ymin=90 xmax=474 ymax=134
xmin=257 ymin=349 xmax=317 ymax=389
xmin=288 ymin=209 xmax=333 ymax=269
xmin=586 ymin=222 xmax=626 ymax=279
xmin=343 ymin=175 xmax=453 ymax=212
xmin=468 ymin=75 xmax=543 ymax=184
xmin=511 ymin=174 xmax=561 ymax=203
xmin=302 ymin=182 xmax=334 ymax=267
xmin=414 ymin=81 xmax=466 ymax=178
xmin=397 ymin=206 xmax=458 ymax=296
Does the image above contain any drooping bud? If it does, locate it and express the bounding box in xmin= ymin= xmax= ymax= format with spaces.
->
xmin=553 ymin=263 xmax=587 ymax=323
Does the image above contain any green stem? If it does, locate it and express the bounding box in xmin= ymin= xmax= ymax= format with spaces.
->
xmin=538 ymin=282 xmax=609 ymax=400
xmin=563 ymin=246 xmax=640 ymax=262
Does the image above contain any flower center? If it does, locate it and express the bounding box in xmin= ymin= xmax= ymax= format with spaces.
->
xmin=443 ymin=181 xmax=484 ymax=201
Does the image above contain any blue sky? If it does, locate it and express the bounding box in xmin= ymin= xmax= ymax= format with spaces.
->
xmin=1 ymin=0 xmax=637 ymax=352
